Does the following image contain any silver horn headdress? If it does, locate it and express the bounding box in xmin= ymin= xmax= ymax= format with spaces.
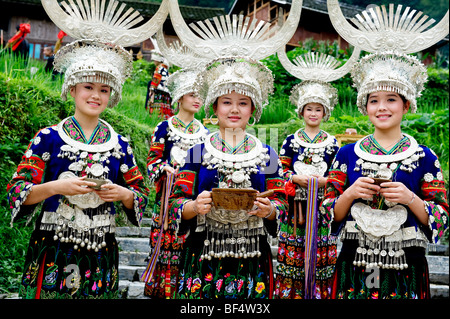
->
xmin=167 ymin=0 xmax=304 ymax=122
xmin=278 ymin=46 xmax=361 ymax=121
xmin=155 ymin=26 xmax=208 ymax=109
xmin=41 ymin=0 xmax=169 ymax=107
xmin=42 ymin=0 xmax=169 ymax=47
xmin=327 ymin=0 xmax=449 ymax=114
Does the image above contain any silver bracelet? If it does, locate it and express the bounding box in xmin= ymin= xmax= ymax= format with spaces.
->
xmin=192 ymin=200 xmax=199 ymax=215
xmin=406 ymin=192 xmax=416 ymax=206
xmin=264 ymin=203 xmax=275 ymax=219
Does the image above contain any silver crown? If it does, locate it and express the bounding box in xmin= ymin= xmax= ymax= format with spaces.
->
xmin=195 ymin=57 xmax=274 ymax=122
xmin=166 ymin=0 xmax=303 ymax=122
xmin=168 ymin=0 xmax=303 ymax=60
xmin=41 ymin=0 xmax=169 ymax=47
xmin=42 ymin=0 xmax=168 ymax=107
xmin=327 ymin=0 xmax=449 ymax=113
xmin=278 ymin=48 xmax=361 ymax=121
xmin=167 ymin=68 xmax=202 ymax=109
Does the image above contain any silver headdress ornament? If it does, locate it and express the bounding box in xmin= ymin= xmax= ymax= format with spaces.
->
xmin=156 ymin=26 xmax=208 ymax=109
xmin=167 ymin=68 xmax=202 ymax=110
xmin=327 ymin=0 xmax=449 ymax=114
xmin=155 ymin=26 xmax=206 ymax=70
xmin=278 ymin=47 xmax=361 ymax=121
xmin=167 ymin=0 xmax=303 ymax=122
xmin=196 ymin=57 xmax=274 ymax=122
xmin=41 ymin=0 xmax=169 ymax=47
xmin=149 ymin=35 xmax=169 ymax=67
xmin=41 ymin=0 xmax=169 ymax=107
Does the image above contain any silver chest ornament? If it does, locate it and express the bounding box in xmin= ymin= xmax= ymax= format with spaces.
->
xmin=202 ymin=132 xmax=269 ymax=189
xmin=167 ymin=117 xmax=208 ymax=167
xmin=41 ymin=118 xmax=127 ymax=251
xmin=291 ymin=129 xmax=336 ymax=177
xmin=347 ymin=134 xmax=426 ymax=269
xmin=198 ymin=132 xmax=270 ymax=259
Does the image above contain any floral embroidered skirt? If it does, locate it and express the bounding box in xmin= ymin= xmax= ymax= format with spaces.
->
xmin=146 ymin=88 xmax=173 ymax=119
xmin=143 ymin=226 xmax=185 ymax=299
xmin=19 ymin=229 xmax=120 ymax=299
xmin=331 ymin=241 xmax=430 ymax=299
xmin=274 ymin=199 xmax=337 ymax=299
xmin=176 ymin=233 xmax=274 ymax=299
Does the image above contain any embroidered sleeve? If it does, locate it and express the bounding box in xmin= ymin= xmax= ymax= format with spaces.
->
xmin=321 ymin=147 xmax=348 ymax=225
xmin=7 ymin=127 xmax=53 ymax=225
xmin=420 ymin=148 xmax=449 ymax=243
xmin=119 ymin=137 xmax=150 ymax=227
xmin=327 ymin=138 xmax=340 ymax=173
xmin=150 ymin=65 xmax=163 ymax=89
xmin=168 ymin=144 xmax=203 ymax=235
xmin=147 ymin=121 xmax=171 ymax=185
xmin=264 ymin=146 xmax=288 ymax=236
xmin=279 ymin=136 xmax=294 ymax=182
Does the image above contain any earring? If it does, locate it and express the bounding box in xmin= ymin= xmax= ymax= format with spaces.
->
xmin=247 ymin=115 xmax=256 ymax=127
xmin=209 ymin=114 xmax=219 ymax=125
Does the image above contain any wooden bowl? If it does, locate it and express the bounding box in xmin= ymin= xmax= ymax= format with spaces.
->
xmin=211 ymin=188 xmax=274 ymax=211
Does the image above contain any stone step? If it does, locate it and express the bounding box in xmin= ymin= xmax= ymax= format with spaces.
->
xmin=116 ymin=226 xmax=151 ymax=238
xmin=141 ymin=217 xmax=153 ymax=227
xmin=117 ymin=237 xmax=150 ymax=253
xmin=427 ymin=244 xmax=449 ymax=256
xmin=118 ymin=280 xmax=148 ymax=299
xmin=430 ymin=284 xmax=449 ymax=299
xmin=426 ymin=255 xmax=449 ymax=285
xmin=115 ymin=226 xmax=448 ymax=299
xmin=118 ymin=247 xmax=449 ymax=284
xmin=119 ymin=264 xmax=147 ymax=281
xmin=119 ymin=251 xmax=149 ymax=266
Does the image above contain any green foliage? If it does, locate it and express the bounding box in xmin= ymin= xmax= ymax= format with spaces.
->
xmin=402 ymin=110 xmax=450 ymax=182
xmin=0 ymin=210 xmax=33 ymax=295
xmin=125 ymin=58 xmax=155 ymax=87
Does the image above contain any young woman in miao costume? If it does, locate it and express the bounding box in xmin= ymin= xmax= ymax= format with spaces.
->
xmin=322 ymin=0 xmax=449 ymax=299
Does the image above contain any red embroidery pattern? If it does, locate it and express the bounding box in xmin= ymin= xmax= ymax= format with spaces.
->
xmin=123 ymin=165 xmax=144 ymax=184
xmin=174 ymin=170 xmax=197 ymax=197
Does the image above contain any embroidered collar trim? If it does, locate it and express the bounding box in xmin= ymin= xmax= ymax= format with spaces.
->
xmin=203 ymin=131 xmax=263 ymax=163
xmin=293 ymin=128 xmax=335 ymax=149
xmin=354 ymin=133 xmax=419 ymax=163
xmin=167 ymin=116 xmax=208 ymax=140
xmin=57 ymin=117 xmax=119 ymax=152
